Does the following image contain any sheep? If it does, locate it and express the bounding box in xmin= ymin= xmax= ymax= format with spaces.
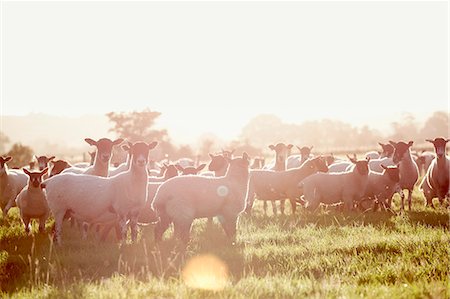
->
xmin=415 ymin=151 xmax=435 ymax=176
xmin=358 ymin=165 xmax=402 ymax=211
xmin=63 ymin=138 xmax=123 ymax=177
xmin=250 ymin=157 xmax=265 ymax=169
xmin=49 ymin=159 xmax=72 ymax=177
xmin=299 ymin=157 xmax=370 ymax=211
xmin=15 ymin=168 xmax=50 ymax=234
xmin=262 ymin=143 xmax=293 ymax=214
xmin=378 ymin=142 xmax=395 ymax=158
xmin=152 ymin=153 xmax=250 ymax=245
xmin=327 ymin=154 xmax=358 ymax=173
xmin=369 ymin=156 xmax=395 ymax=172
xmin=221 ymin=148 xmax=235 ymax=159
xmin=1 ymin=156 xmax=28 ymax=216
xmin=35 ymin=155 xmax=55 ymax=171
xmin=287 ymin=146 xmax=314 ymax=169
xmin=148 ymin=163 xmax=178 ymax=182
xmin=245 ymin=156 xmax=329 ymax=215
xmin=44 ymin=141 xmax=158 ymax=244
xmin=73 ymin=151 xmax=96 ymax=168
xmin=388 ymin=140 xmax=419 ymax=211
xmin=206 ymin=153 xmax=229 ymax=177
xmin=365 ymin=151 xmax=380 ymax=160
xmin=176 ymin=163 xmax=207 ymax=175
xmin=176 ymin=158 xmax=195 ymax=169
xmin=420 ymin=138 xmax=450 ymax=208
xmin=108 ymin=144 xmax=131 ymax=176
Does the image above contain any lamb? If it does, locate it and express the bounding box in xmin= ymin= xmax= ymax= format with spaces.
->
xmin=420 ymin=138 xmax=450 ymax=208
xmin=388 ymin=140 xmax=419 ymax=211
xmin=176 ymin=163 xmax=207 ymax=175
xmin=15 ymin=168 xmax=50 ymax=234
xmin=206 ymin=153 xmax=229 ymax=177
xmin=287 ymin=146 xmax=314 ymax=169
xmin=49 ymin=159 xmax=72 ymax=177
xmin=221 ymin=148 xmax=235 ymax=159
xmin=365 ymin=151 xmax=380 ymax=160
xmin=359 ymin=165 xmax=402 ymax=211
xmin=108 ymin=144 xmax=131 ymax=176
xmin=245 ymin=156 xmax=329 ymax=215
xmin=72 ymin=151 xmax=96 ymax=168
xmin=63 ymin=138 xmax=123 ymax=177
xmin=250 ymin=157 xmax=265 ymax=169
xmin=35 ymin=155 xmax=55 ymax=171
xmin=152 ymin=153 xmax=250 ymax=245
xmin=378 ymin=142 xmax=395 ymax=158
xmin=299 ymin=157 xmax=370 ymax=211
xmin=415 ymin=151 xmax=435 ymax=176
xmin=148 ymin=163 xmax=178 ymax=182
xmin=368 ymin=156 xmax=395 ymax=172
xmin=261 ymin=143 xmax=293 ymax=214
xmin=44 ymin=141 xmax=158 ymax=244
xmin=1 ymin=156 xmax=28 ymax=216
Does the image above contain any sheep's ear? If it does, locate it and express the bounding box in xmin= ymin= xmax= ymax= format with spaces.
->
xmin=287 ymin=144 xmax=294 ymax=149
xmin=175 ymin=164 xmax=184 ymax=172
xmin=347 ymin=155 xmax=357 ymax=164
xmin=127 ymin=141 xmax=133 ymax=147
xmin=147 ymin=141 xmax=158 ymax=150
xmin=48 ymin=156 xmax=55 ymax=162
xmin=366 ymin=157 xmax=371 ymax=162
xmin=230 ymin=149 xmax=235 ymax=155
xmin=197 ymin=164 xmax=206 ymax=172
xmin=163 ymin=162 xmax=169 ymax=168
xmin=446 ymin=139 xmax=450 ymax=143
xmin=268 ymin=145 xmax=275 ymax=150
xmin=41 ymin=167 xmax=48 ymax=175
xmin=121 ymin=144 xmax=130 ymax=152
xmin=4 ymin=156 xmax=12 ymax=162
xmin=242 ymin=152 xmax=250 ymax=161
xmin=23 ymin=168 xmax=31 ymax=176
xmin=309 ymin=146 xmax=314 ymax=150
xmin=378 ymin=142 xmax=384 ymax=147
xmin=209 ymin=153 xmax=215 ymax=159
xmin=389 ymin=140 xmax=396 ymax=146
xmin=85 ymin=138 xmax=97 ymax=146
xmin=34 ymin=155 xmax=39 ymax=161
xmin=408 ymin=141 xmax=414 ymax=147
xmin=425 ymin=139 xmax=434 ymax=144
xmin=296 ymin=146 xmax=302 ymax=151
xmin=113 ymin=138 xmax=124 ymax=146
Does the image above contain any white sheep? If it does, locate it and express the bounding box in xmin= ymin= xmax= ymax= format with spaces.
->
xmin=365 ymin=151 xmax=380 ymax=160
xmin=420 ymin=138 xmax=450 ymax=208
xmin=48 ymin=159 xmax=72 ymax=177
xmin=299 ymin=157 xmax=370 ymax=211
xmin=63 ymin=138 xmax=123 ymax=177
xmin=72 ymin=151 xmax=96 ymax=168
xmin=206 ymin=153 xmax=229 ymax=177
xmin=148 ymin=163 xmax=179 ymax=183
xmin=245 ymin=156 xmax=329 ymax=215
xmin=1 ymin=156 xmax=28 ymax=216
xmin=387 ymin=141 xmax=419 ymax=211
xmin=415 ymin=151 xmax=435 ymax=176
xmin=175 ymin=163 xmax=207 ymax=175
xmin=15 ymin=168 xmax=50 ymax=233
xmin=44 ymin=141 xmax=158 ymax=244
xmin=287 ymin=146 xmax=314 ymax=169
xmin=108 ymin=144 xmax=131 ymax=176
xmin=152 ymin=153 xmax=251 ymax=245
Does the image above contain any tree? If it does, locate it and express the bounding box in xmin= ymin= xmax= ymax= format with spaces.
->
xmin=0 ymin=132 xmax=10 ymax=153
xmin=6 ymin=143 xmax=33 ymax=168
xmin=106 ymin=109 xmax=168 ymax=143
xmin=390 ymin=113 xmax=419 ymax=141
xmin=419 ymin=111 xmax=449 ymax=140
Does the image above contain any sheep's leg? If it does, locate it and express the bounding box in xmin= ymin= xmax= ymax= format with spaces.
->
xmin=399 ymin=190 xmax=405 ymax=212
xmin=407 ymin=189 xmax=413 ymax=211
xmin=82 ymin=222 xmax=89 ymax=240
xmin=129 ymin=215 xmax=139 ymax=243
xmin=279 ymin=199 xmax=285 ymax=215
xmin=289 ymin=198 xmax=296 ymax=214
xmin=220 ymin=216 xmax=238 ymax=244
xmin=154 ymin=214 xmax=171 ymax=243
xmin=173 ymin=220 xmax=192 ymax=245
xmin=271 ymin=200 xmax=277 ymax=215
xmin=118 ymin=216 xmax=128 ymax=242
xmin=38 ymin=217 xmax=46 ymax=233
xmin=263 ymin=200 xmax=268 ymax=215
xmin=53 ymin=213 xmax=65 ymax=245
xmin=22 ymin=217 xmax=31 ymax=234
xmin=343 ymin=198 xmax=353 ymax=212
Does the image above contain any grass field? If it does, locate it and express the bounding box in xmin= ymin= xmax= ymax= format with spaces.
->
xmin=1 ymin=190 xmax=449 ymax=298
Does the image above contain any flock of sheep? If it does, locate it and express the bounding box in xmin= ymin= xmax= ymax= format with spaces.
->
xmin=0 ymin=136 xmax=449 ymax=246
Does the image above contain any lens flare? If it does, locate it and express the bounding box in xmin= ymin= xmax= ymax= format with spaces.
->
xmin=182 ymin=254 xmax=229 ymax=291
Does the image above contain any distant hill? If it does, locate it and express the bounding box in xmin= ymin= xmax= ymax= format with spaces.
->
xmin=1 ymin=113 xmax=114 ymax=158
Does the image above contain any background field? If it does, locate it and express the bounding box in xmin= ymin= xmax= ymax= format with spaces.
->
xmin=1 ymin=190 xmax=449 ymax=298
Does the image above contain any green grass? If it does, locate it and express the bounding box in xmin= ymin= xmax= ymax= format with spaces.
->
xmin=1 ymin=191 xmax=449 ymax=298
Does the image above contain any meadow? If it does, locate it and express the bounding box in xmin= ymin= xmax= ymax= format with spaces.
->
xmin=1 ymin=190 xmax=449 ymax=299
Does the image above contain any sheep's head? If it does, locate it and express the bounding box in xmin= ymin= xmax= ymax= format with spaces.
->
xmin=324 ymin=154 xmax=335 ymax=166
xmin=381 ymin=165 xmax=400 ymax=183
xmin=221 ymin=148 xmax=235 ymax=159
xmin=228 ymin=152 xmax=250 ymax=175
xmin=0 ymin=156 xmax=12 ymax=175
xmin=88 ymin=151 xmax=96 ymax=165
xmin=378 ymin=142 xmax=395 ymax=158
xmin=269 ymin=143 xmax=293 ymax=166
xmin=162 ymin=163 xmax=179 ymax=179
xmin=349 ymin=157 xmax=370 ymax=176
xmin=176 ymin=164 xmax=206 ymax=175
xmin=35 ymin=155 xmax=55 ymax=171
xmin=302 ymin=156 xmax=328 ymax=173
xmin=49 ymin=160 xmax=71 ymax=177
xmin=129 ymin=141 xmax=158 ymax=168
xmin=85 ymin=138 xmax=124 ymax=165
xmin=426 ymin=137 xmax=449 ymax=158
xmin=208 ymin=154 xmax=228 ymax=172
xmin=390 ymin=140 xmax=413 ymax=164
xmin=23 ymin=168 xmax=48 ymax=188
xmin=250 ymin=157 xmax=265 ymax=169
xmin=297 ymin=146 xmax=313 ymax=161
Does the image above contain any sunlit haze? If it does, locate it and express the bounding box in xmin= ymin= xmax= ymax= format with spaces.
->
xmin=1 ymin=1 xmax=448 ymax=144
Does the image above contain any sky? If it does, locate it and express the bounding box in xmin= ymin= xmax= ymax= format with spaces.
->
xmin=1 ymin=1 xmax=448 ymax=144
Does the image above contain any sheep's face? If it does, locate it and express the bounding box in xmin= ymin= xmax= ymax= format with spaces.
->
xmin=390 ymin=141 xmax=413 ymax=164
xmin=269 ymin=143 xmax=293 ymax=166
xmin=49 ymin=160 xmax=70 ymax=177
xmin=208 ymin=154 xmax=228 ymax=172
xmin=325 ymin=155 xmax=335 ymax=166
xmin=312 ymin=156 xmax=328 ymax=173
xmin=24 ymin=168 xmax=47 ymax=188
xmin=130 ymin=141 xmax=158 ymax=168
xmin=177 ymin=164 xmax=206 ymax=175
xmin=382 ymin=165 xmax=400 ymax=183
xmin=221 ymin=149 xmax=235 ymax=159
xmin=162 ymin=163 xmax=179 ymax=179
xmin=298 ymin=146 xmax=313 ymax=161
xmin=379 ymin=143 xmax=394 ymax=158
xmin=354 ymin=160 xmax=370 ymax=176
xmin=88 ymin=151 xmax=96 ymax=164
xmin=426 ymin=138 xmax=449 ymax=158
xmin=0 ymin=156 xmax=12 ymax=175
xmin=85 ymin=138 xmax=124 ymax=165
xmin=250 ymin=157 xmax=265 ymax=169
xmin=35 ymin=155 xmax=55 ymax=171
xmin=228 ymin=152 xmax=250 ymax=175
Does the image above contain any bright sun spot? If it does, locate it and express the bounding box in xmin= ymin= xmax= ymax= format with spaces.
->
xmin=182 ymin=254 xmax=229 ymax=291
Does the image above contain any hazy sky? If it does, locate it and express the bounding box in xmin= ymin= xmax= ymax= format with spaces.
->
xmin=1 ymin=1 xmax=448 ymax=143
